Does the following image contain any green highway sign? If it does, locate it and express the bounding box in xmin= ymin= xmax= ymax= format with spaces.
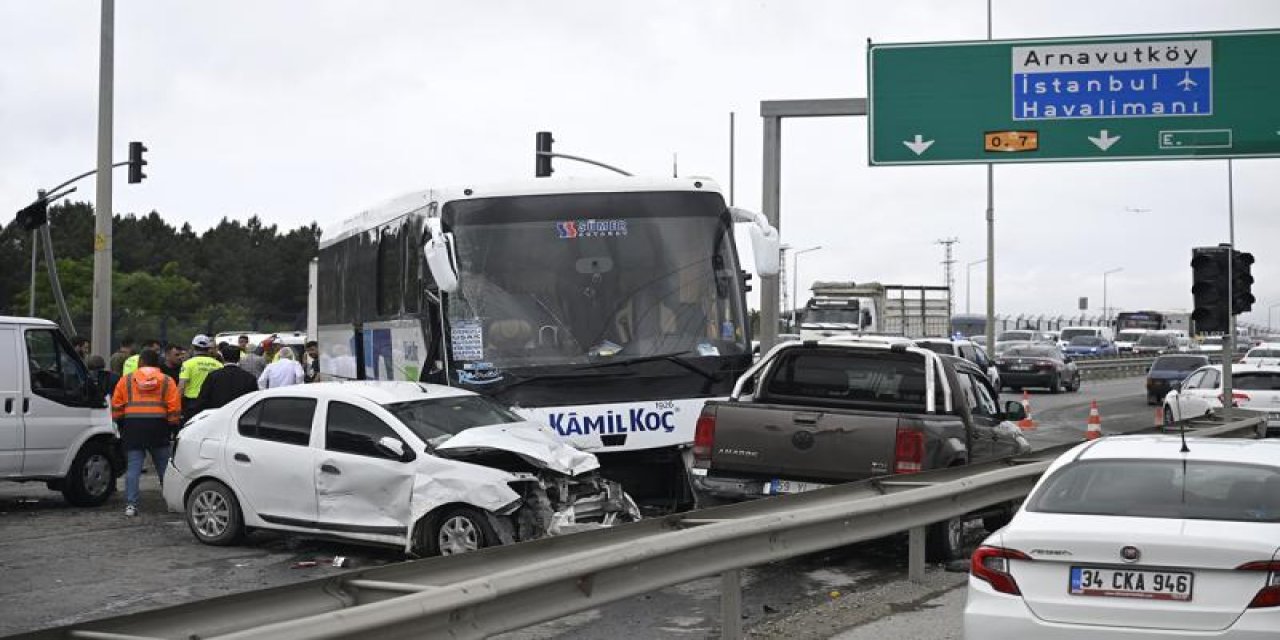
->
xmin=868 ymin=29 xmax=1280 ymax=165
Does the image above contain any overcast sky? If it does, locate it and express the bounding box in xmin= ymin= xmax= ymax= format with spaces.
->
xmin=3 ymin=1 xmax=1278 ymax=328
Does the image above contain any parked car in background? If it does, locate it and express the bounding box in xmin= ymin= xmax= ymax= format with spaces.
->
xmin=1058 ymin=326 xmax=1115 ymax=349
xmin=965 ymin=436 xmax=1280 ymax=638
xmin=1114 ymin=328 xmax=1148 ymax=353
xmin=1161 ymin=364 xmax=1280 ymax=435
xmin=164 ymin=382 xmax=639 ymax=556
xmin=996 ymin=343 xmax=1080 ymax=393
xmin=915 ymin=338 xmax=1002 ymax=390
xmin=1062 ymin=336 xmax=1118 ymax=358
xmin=1145 ymin=354 xmax=1210 ymax=405
xmin=1133 ymin=332 xmax=1179 ymax=356
xmin=1241 ymin=344 xmax=1280 ymax=366
xmin=971 ymin=335 xmax=988 ymax=347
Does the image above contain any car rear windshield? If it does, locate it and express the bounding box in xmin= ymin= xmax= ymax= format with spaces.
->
xmin=915 ymin=342 xmax=956 ymax=356
xmin=1234 ymin=372 xmax=1280 ymax=391
xmin=386 ymin=395 xmax=523 ymax=443
xmin=998 ymin=331 xmax=1034 ymax=341
xmin=1247 ymin=349 xmax=1280 ymax=359
xmin=1028 ymin=459 xmax=1280 ymax=522
xmin=764 ymin=349 xmax=934 ymax=411
xmin=1137 ymin=334 xmax=1174 ymax=346
xmin=1151 ymin=356 xmax=1208 ymax=372
xmin=1004 ymin=346 xmax=1058 ymax=358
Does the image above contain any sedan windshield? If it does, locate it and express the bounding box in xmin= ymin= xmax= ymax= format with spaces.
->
xmin=1246 ymin=349 xmax=1280 ymax=359
xmin=1029 ymin=459 xmax=1280 ymax=522
xmin=1137 ymin=334 xmax=1174 ymax=346
xmin=386 ymin=395 xmax=523 ymax=445
xmin=1059 ymin=329 xmax=1097 ymax=341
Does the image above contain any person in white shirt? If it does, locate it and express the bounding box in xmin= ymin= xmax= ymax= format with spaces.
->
xmin=258 ymin=347 xmax=305 ymax=389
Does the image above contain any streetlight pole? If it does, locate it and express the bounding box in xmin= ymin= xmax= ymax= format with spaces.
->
xmin=792 ymin=246 xmax=821 ymax=331
xmin=966 ymin=259 xmax=987 ymax=314
xmin=1102 ymin=267 xmax=1123 ymax=327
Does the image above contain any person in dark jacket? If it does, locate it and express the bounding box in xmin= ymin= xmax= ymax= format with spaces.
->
xmin=194 ymin=345 xmax=261 ymax=413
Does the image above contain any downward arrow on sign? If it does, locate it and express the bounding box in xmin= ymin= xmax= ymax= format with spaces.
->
xmin=903 ymin=134 xmax=934 ymax=156
xmin=1088 ymin=129 xmax=1121 ymax=151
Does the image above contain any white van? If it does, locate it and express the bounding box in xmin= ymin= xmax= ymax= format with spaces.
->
xmin=0 ymin=316 xmax=121 ymax=505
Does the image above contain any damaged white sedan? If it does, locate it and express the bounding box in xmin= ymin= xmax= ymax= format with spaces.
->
xmin=163 ymin=382 xmax=639 ymax=555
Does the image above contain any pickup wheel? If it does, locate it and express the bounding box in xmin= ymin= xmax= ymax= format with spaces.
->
xmin=61 ymin=440 xmax=117 ymax=507
xmin=926 ymin=516 xmax=968 ymax=563
xmin=1048 ymin=374 xmax=1062 ymax=394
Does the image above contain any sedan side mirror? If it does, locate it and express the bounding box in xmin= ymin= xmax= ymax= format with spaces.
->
xmin=1003 ymin=400 xmax=1027 ymax=422
xmin=376 ymin=436 xmax=415 ymax=462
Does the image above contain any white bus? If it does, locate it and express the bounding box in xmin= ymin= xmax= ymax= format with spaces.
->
xmin=311 ymin=176 xmax=778 ymax=508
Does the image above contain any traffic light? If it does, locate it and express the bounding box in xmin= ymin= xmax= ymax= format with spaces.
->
xmin=14 ymin=198 xmax=48 ymax=231
xmin=128 ymin=141 xmax=148 ymax=183
xmin=1190 ymin=246 xmax=1228 ymax=333
xmin=535 ymin=131 xmax=553 ymax=178
xmin=1232 ymin=250 xmax=1255 ymax=315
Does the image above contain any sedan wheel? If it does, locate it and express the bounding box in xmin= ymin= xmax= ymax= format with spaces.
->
xmin=186 ymin=480 xmax=245 ymax=546
xmin=1049 ymin=374 xmax=1062 ymax=394
xmin=1163 ymin=406 xmax=1176 ymax=427
xmin=425 ymin=507 xmax=497 ymax=556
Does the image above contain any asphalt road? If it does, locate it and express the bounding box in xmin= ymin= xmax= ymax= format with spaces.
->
xmin=0 ymin=378 xmax=1150 ymax=638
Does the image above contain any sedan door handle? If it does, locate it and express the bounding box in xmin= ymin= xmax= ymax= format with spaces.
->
xmin=3 ymin=398 xmax=10 ymax=414
xmin=793 ymin=412 xmax=821 ymax=425
xmin=320 ymin=463 xmax=340 ymax=475
xmin=233 ymin=452 xmax=251 ymax=463
xmin=22 ymin=398 xmax=29 ymax=413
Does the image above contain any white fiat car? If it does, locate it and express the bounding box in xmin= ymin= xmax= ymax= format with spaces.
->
xmin=965 ymin=436 xmax=1280 ymax=639
xmin=164 ymin=382 xmax=638 ymax=555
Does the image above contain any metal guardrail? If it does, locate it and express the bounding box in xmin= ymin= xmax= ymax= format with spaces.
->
xmin=25 ymin=414 xmax=1266 ymax=640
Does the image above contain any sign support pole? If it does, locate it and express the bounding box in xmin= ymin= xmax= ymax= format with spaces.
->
xmin=92 ymin=0 xmax=115 ymax=358
xmin=1223 ymin=159 xmax=1235 ymax=403
xmin=983 ymin=0 xmax=997 ymax=353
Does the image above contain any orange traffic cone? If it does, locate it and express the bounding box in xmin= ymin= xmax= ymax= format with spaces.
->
xmin=1017 ymin=391 xmax=1037 ymax=431
xmin=1084 ymin=400 xmax=1103 ymax=440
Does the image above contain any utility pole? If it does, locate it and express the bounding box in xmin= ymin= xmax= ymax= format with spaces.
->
xmin=91 ymin=0 xmax=116 ymax=358
xmin=936 ymin=237 xmax=959 ymax=318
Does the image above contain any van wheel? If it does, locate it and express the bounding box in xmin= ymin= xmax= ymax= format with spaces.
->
xmin=61 ymin=441 xmax=117 ymax=506
xmin=186 ymin=480 xmax=245 ymax=546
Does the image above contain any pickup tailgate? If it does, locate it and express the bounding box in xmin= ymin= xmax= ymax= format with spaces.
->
xmin=705 ymin=402 xmax=902 ymax=483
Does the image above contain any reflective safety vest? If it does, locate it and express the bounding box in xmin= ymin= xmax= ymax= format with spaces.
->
xmin=111 ymin=367 xmax=182 ymax=425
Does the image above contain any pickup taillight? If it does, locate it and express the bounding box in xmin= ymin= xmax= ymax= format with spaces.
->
xmin=893 ymin=424 xmax=924 ymax=474
xmin=692 ymin=407 xmax=716 ymax=469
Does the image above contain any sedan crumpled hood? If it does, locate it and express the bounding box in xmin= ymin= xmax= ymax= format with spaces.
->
xmin=435 ymin=422 xmax=600 ymax=476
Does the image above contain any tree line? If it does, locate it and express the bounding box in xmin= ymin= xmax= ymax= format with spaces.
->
xmin=0 ymin=201 xmax=319 ymax=350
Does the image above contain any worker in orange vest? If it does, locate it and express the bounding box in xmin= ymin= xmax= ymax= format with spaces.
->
xmin=111 ymin=348 xmax=182 ymax=517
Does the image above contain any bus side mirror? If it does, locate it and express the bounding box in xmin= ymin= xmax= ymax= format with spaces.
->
xmin=424 ymin=233 xmax=460 ymax=293
xmin=729 ymin=207 xmax=780 ymax=277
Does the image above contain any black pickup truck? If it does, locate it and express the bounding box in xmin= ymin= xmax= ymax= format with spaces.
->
xmin=691 ymin=338 xmax=1032 ymax=559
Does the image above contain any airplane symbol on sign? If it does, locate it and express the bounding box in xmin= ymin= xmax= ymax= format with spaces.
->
xmin=1178 ymin=71 xmax=1198 ymax=91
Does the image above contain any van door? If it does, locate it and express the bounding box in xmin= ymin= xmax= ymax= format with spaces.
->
xmin=21 ymin=327 xmax=98 ymax=476
xmin=0 ymin=327 xmax=23 ymax=475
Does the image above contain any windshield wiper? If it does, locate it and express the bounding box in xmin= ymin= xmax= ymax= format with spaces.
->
xmin=577 ymin=350 xmax=718 ymax=382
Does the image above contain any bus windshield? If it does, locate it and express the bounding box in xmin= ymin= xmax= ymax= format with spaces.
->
xmin=442 ymin=190 xmax=748 ymax=371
